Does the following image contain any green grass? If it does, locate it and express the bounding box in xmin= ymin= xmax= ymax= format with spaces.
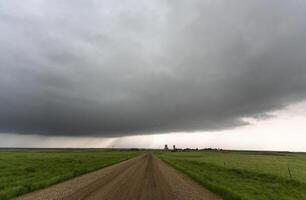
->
xmin=0 ymin=149 xmax=141 ymax=200
xmin=157 ymin=151 xmax=306 ymax=200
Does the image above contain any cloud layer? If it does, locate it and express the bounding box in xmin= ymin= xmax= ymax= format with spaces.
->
xmin=1 ymin=0 xmax=306 ymax=136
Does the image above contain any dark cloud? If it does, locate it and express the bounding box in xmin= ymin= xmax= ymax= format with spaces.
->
xmin=0 ymin=0 xmax=306 ymax=136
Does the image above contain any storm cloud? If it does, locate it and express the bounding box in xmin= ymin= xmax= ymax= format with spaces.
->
xmin=0 ymin=0 xmax=306 ymax=137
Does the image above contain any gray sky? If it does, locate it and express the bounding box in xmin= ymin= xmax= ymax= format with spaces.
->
xmin=0 ymin=0 xmax=306 ymax=148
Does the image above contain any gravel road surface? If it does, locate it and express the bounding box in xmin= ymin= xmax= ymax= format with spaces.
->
xmin=15 ymin=154 xmax=221 ymax=200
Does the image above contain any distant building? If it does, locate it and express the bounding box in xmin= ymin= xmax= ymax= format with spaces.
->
xmin=164 ymin=144 xmax=169 ymax=151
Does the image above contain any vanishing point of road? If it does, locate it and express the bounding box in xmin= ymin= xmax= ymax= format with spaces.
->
xmin=15 ymin=154 xmax=221 ymax=200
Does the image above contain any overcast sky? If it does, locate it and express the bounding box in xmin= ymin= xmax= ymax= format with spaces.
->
xmin=0 ymin=0 xmax=306 ymax=150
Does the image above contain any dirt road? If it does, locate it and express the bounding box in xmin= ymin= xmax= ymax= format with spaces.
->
xmin=15 ymin=154 xmax=221 ymax=200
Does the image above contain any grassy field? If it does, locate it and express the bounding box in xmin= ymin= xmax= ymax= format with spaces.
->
xmin=0 ymin=149 xmax=141 ymax=200
xmin=157 ymin=151 xmax=306 ymax=200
